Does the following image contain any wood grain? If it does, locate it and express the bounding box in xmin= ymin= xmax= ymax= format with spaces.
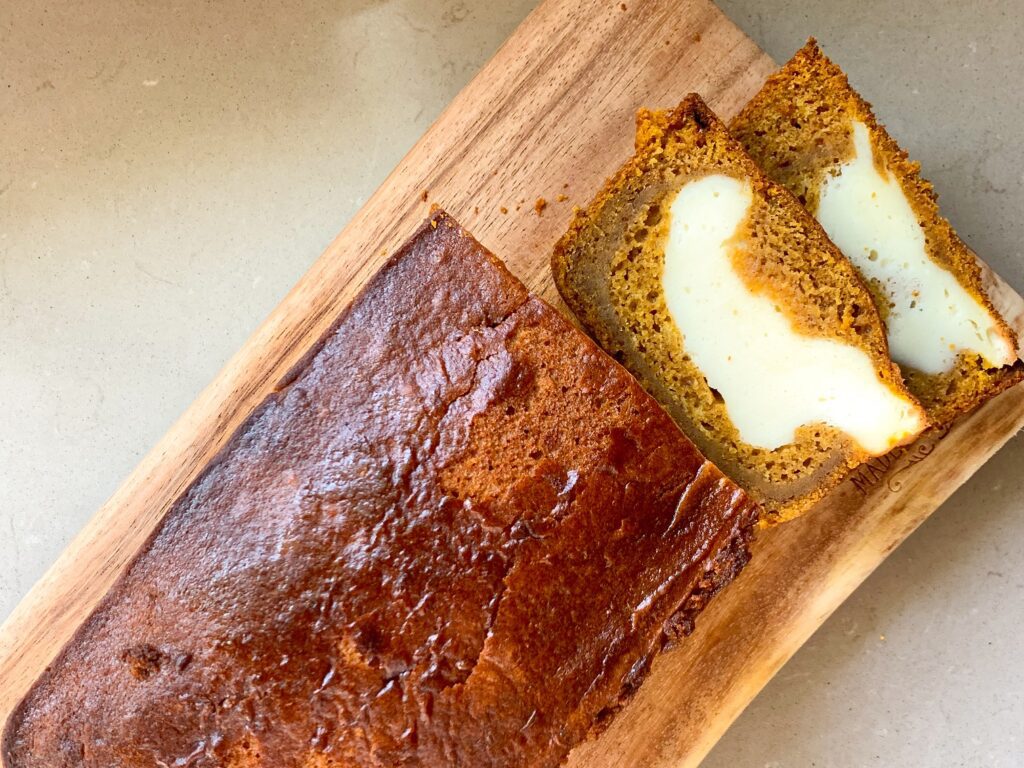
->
xmin=0 ymin=0 xmax=1021 ymax=766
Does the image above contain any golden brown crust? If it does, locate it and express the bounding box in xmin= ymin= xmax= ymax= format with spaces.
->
xmin=553 ymin=95 xmax=924 ymax=523
xmin=730 ymin=39 xmax=1023 ymax=425
xmin=4 ymin=210 xmax=759 ymax=768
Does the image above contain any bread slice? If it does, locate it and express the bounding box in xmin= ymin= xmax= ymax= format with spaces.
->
xmin=552 ymin=95 xmax=926 ymax=522
xmin=730 ymin=40 xmax=1023 ymax=425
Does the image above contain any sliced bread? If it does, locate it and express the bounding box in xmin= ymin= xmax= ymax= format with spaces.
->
xmin=730 ymin=40 xmax=1023 ymax=425
xmin=552 ymin=95 xmax=926 ymax=522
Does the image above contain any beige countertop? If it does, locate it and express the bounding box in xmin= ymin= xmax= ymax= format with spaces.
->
xmin=2 ymin=1 xmax=1022 ymax=765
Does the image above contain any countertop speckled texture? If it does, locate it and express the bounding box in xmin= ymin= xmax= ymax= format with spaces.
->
xmin=2 ymin=1 xmax=1022 ymax=765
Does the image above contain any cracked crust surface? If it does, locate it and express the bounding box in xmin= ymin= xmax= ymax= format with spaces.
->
xmin=3 ymin=211 xmax=758 ymax=768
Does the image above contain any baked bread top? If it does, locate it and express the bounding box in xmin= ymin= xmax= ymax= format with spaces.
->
xmin=3 ymin=210 xmax=758 ymax=768
xmin=730 ymin=40 xmax=1023 ymax=424
xmin=552 ymin=95 xmax=925 ymax=522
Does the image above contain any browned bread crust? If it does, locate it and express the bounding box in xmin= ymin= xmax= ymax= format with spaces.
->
xmin=730 ymin=39 xmax=1023 ymax=424
xmin=3 ymin=210 xmax=758 ymax=768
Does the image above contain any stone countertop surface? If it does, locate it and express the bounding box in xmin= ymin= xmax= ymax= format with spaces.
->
xmin=2 ymin=1 xmax=1021 ymax=765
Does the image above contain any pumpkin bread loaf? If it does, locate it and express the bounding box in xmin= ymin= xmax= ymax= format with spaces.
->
xmin=3 ymin=211 xmax=759 ymax=768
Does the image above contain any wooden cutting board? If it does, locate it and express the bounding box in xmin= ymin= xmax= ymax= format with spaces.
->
xmin=2 ymin=0 xmax=1022 ymax=765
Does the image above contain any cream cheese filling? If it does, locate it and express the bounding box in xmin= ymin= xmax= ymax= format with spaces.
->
xmin=816 ymin=121 xmax=1016 ymax=375
xmin=662 ymin=174 xmax=924 ymax=454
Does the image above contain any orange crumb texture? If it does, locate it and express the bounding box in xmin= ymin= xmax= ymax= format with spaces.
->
xmin=534 ymin=197 xmax=547 ymax=215
xmin=557 ymin=193 xmax=569 ymax=202
xmin=420 ymin=189 xmax=429 ymax=202
xmin=500 ymin=206 xmax=509 ymax=214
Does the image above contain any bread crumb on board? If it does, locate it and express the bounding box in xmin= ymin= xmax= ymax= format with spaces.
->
xmin=496 ymin=194 xmax=566 ymax=216
xmin=421 ymin=189 xmax=429 ymax=202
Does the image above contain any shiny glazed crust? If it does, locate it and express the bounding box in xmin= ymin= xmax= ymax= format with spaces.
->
xmin=3 ymin=210 xmax=759 ymax=768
